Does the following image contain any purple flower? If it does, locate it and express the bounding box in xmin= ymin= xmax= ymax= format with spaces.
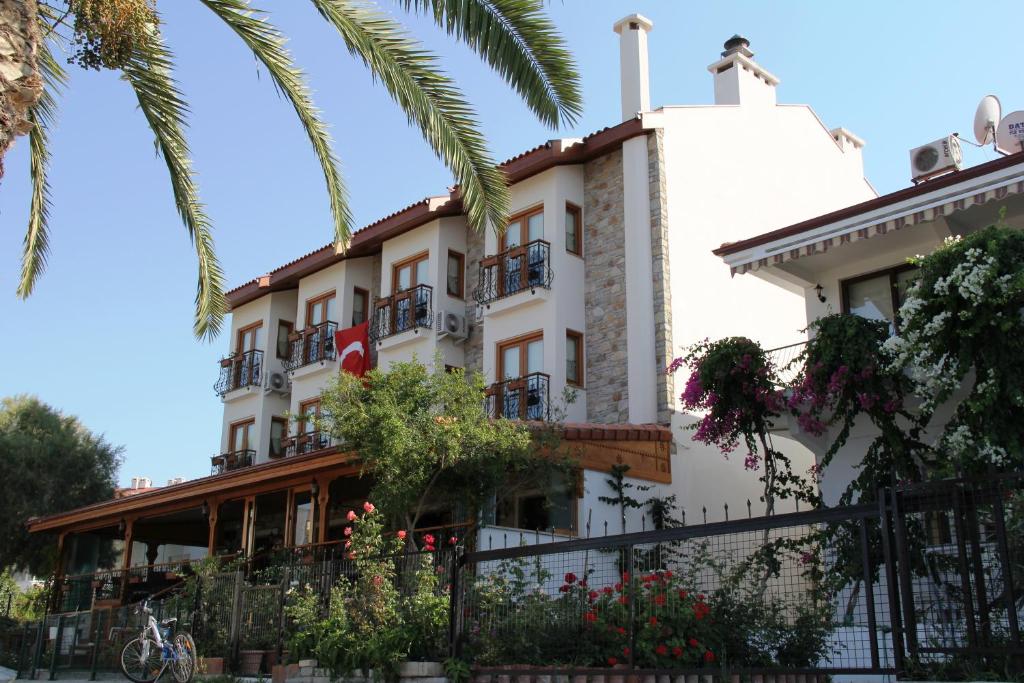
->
xmin=744 ymin=452 xmax=761 ymax=471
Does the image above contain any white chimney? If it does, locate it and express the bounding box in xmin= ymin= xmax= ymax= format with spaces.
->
xmin=613 ymin=14 xmax=654 ymax=121
xmin=708 ymin=35 xmax=778 ymax=107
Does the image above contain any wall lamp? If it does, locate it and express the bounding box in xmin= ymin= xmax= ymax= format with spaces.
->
xmin=815 ymin=283 xmax=827 ymax=303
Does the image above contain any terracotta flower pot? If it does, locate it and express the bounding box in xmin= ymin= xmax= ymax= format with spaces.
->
xmin=200 ymin=657 xmax=224 ymax=675
xmin=239 ymin=649 xmax=266 ymax=675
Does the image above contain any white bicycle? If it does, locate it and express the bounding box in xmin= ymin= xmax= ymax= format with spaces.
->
xmin=119 ymin=598 xmax=197 ymax=683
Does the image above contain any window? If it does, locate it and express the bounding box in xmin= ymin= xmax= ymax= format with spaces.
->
xmin=447 ymin=250 xmax=465 ymax=298
xmin=229 ymin=418 xmax=255 ymax=454
xmin=269 ymin=417 xmax=288 ymax=459
xmin=298 ymin=398 xmax=321 ymax=435
xmin=276 ymin=321 xmax=293 ymax=359
xmin=497 ymin=332 xmax=544 ymax=380
xmin=236 ymin=321 xmax=264 ymax=354
xmin=566 ymin=330 xmax=584 ymax=387
xmin=291 ymin=490 xmax=316 ymax=547
xmin=352 ymin=287 xmax=369 ymax=326
xmin=841 ymin=265 xmax=919 ymax=331
xmin=500 ymin=206 xmax=544 ymax=250
xmin=565 ymin=203 xmax=582 ymax=256
xmin=495 ymin=476 xmax=576 ymax=534
xmin=306 ymin=291 xmax=337 ymax=328
xmin=392 ymin=252 xmax=429 ymax=292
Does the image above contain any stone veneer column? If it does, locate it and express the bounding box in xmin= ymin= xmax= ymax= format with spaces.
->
xmin=462 ymin=226 xmax=484 ymax=375
xmin=648 ymin=129 xmax=675 ymax=424
xmin=583 ymin=148 xmax=630 ymax=423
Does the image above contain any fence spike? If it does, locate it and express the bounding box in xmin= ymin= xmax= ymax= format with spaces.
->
xmin=702 ymin=506 xmax=707 ymax=524
xmin=747 ymin=499 xmax=752 ymax=518
xmin=642 ymin=516 xmax=646 ymax=532
xmin=488 ymin=535 xmax=493 ymax=550
xmin=503 ymin=533 xmax=507 ymax=548
xmin=724 ymin=502 xmax=729 ymax=521
xmin=585 ymin=509 xmax=592 ymax=538
xmin=681 ymin=508 xmax=686 ymax=526
xmin=604 ymin=521 xmax=608 ymax=536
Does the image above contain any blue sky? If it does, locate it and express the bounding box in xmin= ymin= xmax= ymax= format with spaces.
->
xmin=0 ymin=1 xmax=1018 ymax=487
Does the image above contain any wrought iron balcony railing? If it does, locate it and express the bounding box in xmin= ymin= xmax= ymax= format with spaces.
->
xmin=474 ymin=239 xmax=553 ymax=305
xmin=370 ymin=283 xmax=433 ymax=341
xmin=282 ymin=431 xmax=333 ymax=457
xmin=765 ymin=340 xmax=808 ymax=385
xmin=284 ymin=320 xmax=338 ymax=371
xmin=210 ymin=449 xmax=255 ymax=475
xmin=214 ymin=349 xmax=263 ymax=396
xmin=484 ymin=372 xmax=550 ymax=421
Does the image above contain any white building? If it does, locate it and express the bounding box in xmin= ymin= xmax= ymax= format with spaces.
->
xmin=715 ymin=148 xmax=1024 ymax=504
xmin=212 ymin=16 xmax=877 ymax=538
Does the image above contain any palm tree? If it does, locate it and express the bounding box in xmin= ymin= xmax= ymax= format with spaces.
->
xmin=5 ymin=0 xmax=581 ymax=339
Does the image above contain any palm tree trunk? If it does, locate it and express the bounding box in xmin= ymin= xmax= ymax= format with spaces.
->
xmin=0 ymin=0 xmax=42 ymax=177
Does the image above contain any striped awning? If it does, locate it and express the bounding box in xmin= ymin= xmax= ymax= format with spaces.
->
xmin=731 ymin=178 xmax=1024 ymax=276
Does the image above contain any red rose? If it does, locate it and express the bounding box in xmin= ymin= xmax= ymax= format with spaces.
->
xmin=642 ymin=574 xmax=655 ymax=584
xmin=618 ymin=596 xmax=628 ymax=605
xmin=664 ymin=571 xmax=674 ymax=579
xmin=648 ymin=616 xmax=658 ymax=626
xmin=589 ymin=591 xmax=599 ymax=601
xmin=564 ymin=572 xmax=577 ymax=584
xmin=621 ymin=572 xmax=630 ymax=582
xmin=678 ymin=590 xmax=688 ymax=599
xmin=584 ymin=611 xmax=598 ymax=623
xmin=607 ymin=657 xmax=617 ymax=667
xmin=614 ymin=583 xmax=623 ymax=592
xmin=654 ymin=594 xmax=666 ymax=606
xmin=603 ymin=587 xmax=614 ymax=595
xmin=697 ymin=594 xmax=705 ymax=601
xmin=449 ymin=536 xmax=458 ymax=545
xmin=424 ymin=544 xmax=436 ymax=552
xmin=397 ymin=530 xmax=407 ymax=540
xmin=704 ymin=651 xmax=715 ymax=663
xmin=688 ymin=638 xmax=698 ymax=647
xmin=559 ymin=585 xmax=570 ymax=593
xmin=616 ymin=627 xmax=626 ymax=635
xmin=672 ymin=646 xmax=683 ymax=658
xmin=655 ymin=644 xmax=668 ymax=656
xmin=622 ymin=647 xmax=631 ymax=657
xmin=423 ymin=533 xmax=436 ymax=545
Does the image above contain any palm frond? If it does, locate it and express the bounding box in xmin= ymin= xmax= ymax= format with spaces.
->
xmin=122 ymin=32 xmax=227 ymax=340
xmin=310 ymin=0 xmax=508 ymax=235
xmin=200 ymin=0 xmax=351 ymax=248
xmin=402 ymin=0 xmax=582 ymax=128
xmin=17 ymin=38 xmax=67 ymax=299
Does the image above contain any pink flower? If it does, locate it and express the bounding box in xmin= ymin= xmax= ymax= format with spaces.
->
xmin=449 ymin=536 xmax=458 ymax=546
xmin=363 ymin=501 xmax=375 ymax=514
xmin=588 ymin=590 xmax=599 ymax=601
xmin=346 ymin=510 xmax=357 ymax=522
xmin=343 ymin=526 xmax=353 ymax=537
xmin=397 ymin=530 xmax=407 ymax=540
xmin=372 ymin=575 xmax=383 ymax=587
xmin=423 ymin=533 xmax=436 ymax=545
xmin=564 ymin=572 xmax=577 ymax=585
xmin=744 ymin=452 xmax=761 ymax=471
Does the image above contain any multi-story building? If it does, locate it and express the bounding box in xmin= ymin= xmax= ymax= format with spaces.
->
xmin=29 ymin=14 xmax=879 ymax=606
xmin=715 ymin=149 xmax=1024 ymax=504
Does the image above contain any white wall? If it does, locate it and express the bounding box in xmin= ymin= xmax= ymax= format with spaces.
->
xmin=481 ymin=166 xmax=588 ymax=422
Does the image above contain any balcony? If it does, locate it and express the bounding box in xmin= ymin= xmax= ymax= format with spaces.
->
xmin=210 ymin=449 xmax=255 ymax=475
xmin=370 ymin=284 xmax=433 ymax=342
xmin=282 ymin=430 xmax=333 ymax=457
xmin=284 ymin=321 xmax=338 ymax=372
xmin=485 ymin=372 xmax=550 ymax=421
xmin=474 ymin=239 xmax=553 ymax=306
xmin=214 ymin=349 xmax=263 ymax=396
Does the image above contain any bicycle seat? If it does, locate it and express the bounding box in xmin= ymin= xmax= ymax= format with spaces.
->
xmin=160 ymin=617 xmax=178 ymax=626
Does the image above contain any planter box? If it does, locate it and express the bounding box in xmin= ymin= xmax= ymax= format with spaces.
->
xmin=200 ymin=657 xmax=224 ymax=675
xmin=399 ymin=661 xmax=444 ymax=678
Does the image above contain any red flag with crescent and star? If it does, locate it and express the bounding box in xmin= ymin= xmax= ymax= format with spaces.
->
xmin=335 ymin=322 xmax=370 ymax=377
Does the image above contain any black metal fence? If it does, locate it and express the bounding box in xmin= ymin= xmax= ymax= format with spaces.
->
xmin=484 ymin=372 xmax=550 ymax=421
xmin=214 ymin=349 xmax=263 ymax=396
xmin=284 ymin=321 xmax=338 ymax=372
xmin=5 ymin=474 xmax=1024 ymax=679
xmin=371 ymin=284 xmax=433 ymax=341
xmin=474 ymin=240 xmax=553 ymax=306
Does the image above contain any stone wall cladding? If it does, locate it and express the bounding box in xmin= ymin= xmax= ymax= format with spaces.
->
xmin=584 ymin=146 xmax=630 ymax=423
xmin=463 ymin=226 xmax=485 ymax=375
xmin=648 ymin=130 xmax=675 ymax=424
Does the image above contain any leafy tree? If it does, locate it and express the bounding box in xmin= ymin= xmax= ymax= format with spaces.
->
xmin=4 ymin=0 xmax=582 ymax=339
xmin=319 ymin=360 xmax=569 ymax=542
xmin=0 ymin=396 xmax=122 ymax=575
xmin=597 ymin=464 xmax=650 ymax=535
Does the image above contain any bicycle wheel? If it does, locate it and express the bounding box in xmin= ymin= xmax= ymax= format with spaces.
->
xmin=171 ymin=633 xmax=197 ymax=683
xmin=120 ymin=636 xmax=164 ymax=683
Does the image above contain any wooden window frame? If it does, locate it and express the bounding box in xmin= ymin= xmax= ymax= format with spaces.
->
xmin=496 ymin=330 xmax=544 ymax=381
xmin=235 ymin=321 xmax=263 ymax=354
xmin=305 ymin=290 xmax=337 ymax=329
xmin=499 ymin=206 xmax=544 ymax=251
xmin=269 ymin=416 xmax=288 ymax=459
xmin=565 ymin=202 xmax=582 ymax=256
xmin=391 ymin=251 xmax=430 ymax=293
xmin=566 ymin=329 xmax=584 ymax=388
xmin=275 ymin=320 xmax=294 ymax=360
xmin=285 ymin=485 xmax=317 ymax=548
xmin=840 ymin=263 xmax=919 ymax=327
xmin=229 ymin=417 xmax=256 ymax=454
xmin=352 ymin=287 xmax=369 ymax=326
xmin=446 ymin=250 xmax=465 ymax=299
xmin=297 ymin=398 xmax=322 ymax=435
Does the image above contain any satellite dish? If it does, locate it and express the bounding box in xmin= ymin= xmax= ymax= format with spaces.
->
xmin=974 ymin=95 xmax=1002 ymax=145
xmin=995 ymin=111 xmax=1024 ymax=155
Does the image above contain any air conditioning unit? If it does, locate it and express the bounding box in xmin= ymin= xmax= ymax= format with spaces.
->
xmin=265 ymin=371 xmax=290 ymax=394
xmin=909 ymin=135 xmax=962 ymax=183
xmin=436 ymin=310 xmax=469 ymax=341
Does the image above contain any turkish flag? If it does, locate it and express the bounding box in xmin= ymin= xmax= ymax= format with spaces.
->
xmin=335 ymin=322 xmax=370 ymax=377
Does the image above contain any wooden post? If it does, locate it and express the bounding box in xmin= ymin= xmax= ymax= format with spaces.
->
xmin=206 ymin=499 xmax=219 ymax=556
xmin=119 ymin=518 xmax=135 ymax=604
xmin=316 ymin=477 xmax=331 ymax=545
